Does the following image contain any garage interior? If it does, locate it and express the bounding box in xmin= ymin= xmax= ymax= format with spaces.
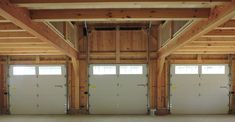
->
xmin=1 ymin=0 xmax=235 ymax=121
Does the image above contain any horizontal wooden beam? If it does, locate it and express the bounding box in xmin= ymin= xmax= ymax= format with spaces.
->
xmin=173 ymin=51 xmax=235 ymax=54
xmin=0 ymin=22 xmax=24 ymax=32
xmin=217 ymin=20 xmax=235 ymax=29
xmin=0 ymin=52 xmax=63 ymax=55
xmin=186 ymin=42 xmax=235 ymax=47
xmin=30 ymin=8 xmax=210 ymax=21
xmin=178 ymin=46 xmax=235 ymax=51
xmin=158 ymin=1 xmax=235 ymax=58
xmin=0 ymin=44 xmax=52 ymax=48
xmin=10 ymin=0 xmax=229 ymax=9
xmin=204 ymin=29 xmax=235 ymax=37
xmin=0 ymin=32 xmax=36 ymax=39
xmin=169 ymin=59 xmax=229 ymax=64
xmin=195 ymin=37 xmax=235 ymax=42
xmin=0 ymin=0 xmax=78 ymax=57
xmin=0 ymin=38 xmax=46 ymax=44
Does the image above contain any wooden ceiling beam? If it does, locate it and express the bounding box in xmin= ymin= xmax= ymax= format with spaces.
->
xmin=0 ymin=0 xmax=78 ymax=58
xmin=30 ymin=8 xmax=210 ymax=21
xmin=0 ymin=48 xmax=59 ymax=52
xmin=0 ymin=44 xmax=52 ymax=48
xmin=0 ymin=38 xmax=46 ymax=44
xmin=0 ymin=52 xmax=63 ymax=55
xmin=10 ymin=0 xmax=229 ymax=9
xmin=203 ymin=29 xmax=235 ymax=37
xmin=0 ymin=32 xmax=36 ymax=39
xmin=195 ymin=37 xmax=235 ymax=41
xmin=0 ymin=22 xmax=24 ymax=32
xmin=173 ymin=51 xmax=235 ymax=54
xmin=217 ymin=20 xmax=235 ymax=29
xmin=186 ymin=43 xmax=235 ymax=47
xmin=179 ymin=46 xmax=235 ymax=51
xmin=158 ymin=1 xmax=235 ymax=58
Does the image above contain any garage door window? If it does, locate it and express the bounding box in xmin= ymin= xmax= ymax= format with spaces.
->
xmin=39 ymin=66 xmax=62 ymax=75
xmin=175 ymin=65 xmax=198 ymax=74
xmin=202 ymin=65 xmax=225 ymax=74
xmin=93 ymin=66 xmax=116 ymax=75
xmin=120 ymin=66 xmax=143 ymax=75
xmin=13 ymin=66 xmax=36 ymax=75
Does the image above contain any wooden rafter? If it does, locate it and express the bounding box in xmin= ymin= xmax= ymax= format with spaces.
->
xmin=0 ymin=0 xmax=78 ymax=58
xmin=30 ymin=8 xmax=210 ymax=21
xmin=158 ymin=1 xmax=235 ymax=58
xmin=10 ymin=0 xmax=230 ymax=9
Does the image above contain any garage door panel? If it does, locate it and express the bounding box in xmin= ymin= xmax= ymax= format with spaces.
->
xmin=10 ymin=95 xmax=38 ymax=114
xmin=37 ymin=76 xmax=66 ymax=95
xmin=89 ymin=74 xmax=118 ymax=114
xmin=9 ymin=65 xmax=67 ymax=114
xmin=37 ymin=95 xmax=66 ymax=114
xmin=89 ymin=64 xmax=148 ymax=114
xmin=170 ymin=64 xmax=230 ymax=114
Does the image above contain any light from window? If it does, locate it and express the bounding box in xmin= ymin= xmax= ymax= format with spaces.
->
xmin=39 ymin=66 xmax=62 ymax=75
xmin=202 ymin=65 xmax=225 ymax=74
xmin=13 ymin=66 xmax=36 ymax=75
xmin=175 ymin=65 xmax=198 ymax=74
xmin=93 ymin=66 xmax=116 ymax=75
xmin=120 ymin=66 xmax=143 ymax=75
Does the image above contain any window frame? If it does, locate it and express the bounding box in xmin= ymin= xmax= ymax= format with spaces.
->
xmin=174 ymin=65 xmax=199 ymax=75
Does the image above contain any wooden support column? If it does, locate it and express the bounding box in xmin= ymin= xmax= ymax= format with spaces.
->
xmin=116 ymin=26 xmax=120 ymax=63
xmin=71 ymin=57 xmax=80 ymax=110
xmin=156 ymin=57 xmax=167 ymax=114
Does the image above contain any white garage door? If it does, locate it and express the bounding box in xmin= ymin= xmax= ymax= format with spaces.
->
xmin=89 ymin=64 xmax=148 ymax=114
xmin=170 ymin=64 xmax=230 ymax=114
xmin=9 ymin=65 xmax=67 ymax=114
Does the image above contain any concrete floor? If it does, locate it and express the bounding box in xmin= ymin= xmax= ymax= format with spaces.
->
xmin=0 ymin=115 xmax=235 ymax=122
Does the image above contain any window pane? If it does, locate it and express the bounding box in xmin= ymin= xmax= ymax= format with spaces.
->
xmin=13 ymin=66 xmax=36 ymax=75
xmin=202 ymin=65 xmax=225 ymax=74
xmin=39 ymin=66 xmax=62 ymax=75
xmin=93 ymin=66 xmax=116 ymax=75
xmin=175 ymin=65 xmax=198 ymax=74
xmin=120 ymin=66 xmax=143 ymax=75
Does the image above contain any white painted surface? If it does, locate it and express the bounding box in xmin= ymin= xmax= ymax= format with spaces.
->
xmin=89 ymin=64 xmax=148 ymax=114
xmin=9 ymin=65 xmax=67 ymax=114
xmin=170 ymin=64 xmax=230 ymax=114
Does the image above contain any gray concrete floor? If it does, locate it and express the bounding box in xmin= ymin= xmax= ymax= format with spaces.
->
xmin=0 ymin=115 xmax=235 ymax=122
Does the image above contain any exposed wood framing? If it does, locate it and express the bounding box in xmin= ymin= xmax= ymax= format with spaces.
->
xmin=156 ymin=58 xmax=165 ymax=109
xmin=218 ymin=20 xmax=235 ymax=29
xmin=158 ymin=1 xmax=235 ymax=58
xmin=30 ymin=8 xmax=210 ymax=21
xmin=204 ymin=29 xmax=235 ymax=37
xmin=10 ymin=0 xmax=229 ymax=10
xmin=0 ymin=23 xmax=23 ymax=32
xmin=71 ymin=57 xmax=80 ymax=109
xmin=116 ymin=27 xmax=120 ymax=63
xmin=0 ymin=0 xmax=78 ymax=58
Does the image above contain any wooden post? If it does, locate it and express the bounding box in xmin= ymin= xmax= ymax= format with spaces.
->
xmin=71 ymin=57 xmax=80 ymax=110
xmin=156 ymin=57 xmax=166 ymax=114
xmin=116 ymin=26 xmax=120 ymax=63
